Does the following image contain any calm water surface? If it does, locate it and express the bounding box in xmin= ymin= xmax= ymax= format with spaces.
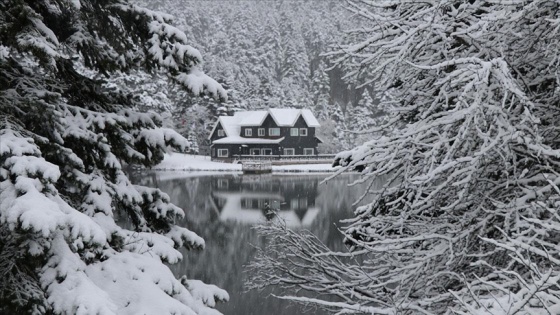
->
xmin=136 ymin=172 xmax=372 ymax=315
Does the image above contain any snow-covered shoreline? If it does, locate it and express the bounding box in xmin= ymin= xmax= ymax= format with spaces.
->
xmin=152 ymin=153 xmax=339 ymax=173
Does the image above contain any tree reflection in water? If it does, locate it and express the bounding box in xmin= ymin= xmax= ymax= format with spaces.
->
xmin=133 ymin=173 xmax=372 ymax=315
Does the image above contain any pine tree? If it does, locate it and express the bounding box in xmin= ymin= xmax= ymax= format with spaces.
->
xmin=134 ymin=0 xmax=357 ymax=115
xmin=311 ymin=61 xmax=331 ymax=120
xmin=187 ymin=124 xmax=199 ymax=155
xmin=0 ymin=0 xmax=228 ymax=313
xmin=352 ymin=90 xmax=374 ymax=128
xmin=327 ymin=102 xmax=349 ymax=150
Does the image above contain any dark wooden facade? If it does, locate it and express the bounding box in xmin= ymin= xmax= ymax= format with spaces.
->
xmin=210 ymin=113 xmax=321 ymax=161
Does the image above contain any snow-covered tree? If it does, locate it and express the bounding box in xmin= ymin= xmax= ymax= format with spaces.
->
xmin=187 ymin=124 xmax=199 ymax=155
xmin=0 ymin=0 xmax=229 ymax=314
xmin=311 ymin=61 xmax=332 ymax=120
xmin=331 ymin=102 xmax=351 ymax=150
xmin=135 ymin=0 xmax=358 ymax=112
xmin=122 ymin=0 xmax=365 ymax=156
xmin=347 ymin=89 xmax=375 ymax=145
xmin=249 ymin=1 xmax=560 ymax=314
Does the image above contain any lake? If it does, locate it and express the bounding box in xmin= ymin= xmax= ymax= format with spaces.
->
xmin=134 ymin=172 xmax=372 ymax=315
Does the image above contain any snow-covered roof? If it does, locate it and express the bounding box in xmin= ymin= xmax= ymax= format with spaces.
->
xmin=300 ymin=109 xmax=320 ymax=127
xmin=213 ymin=136 xmax=285 ymax=144
xmin=209 ymin=108 xmax=320 ymax=143
xmin=218 ymin=116 xmax=240 ymax=137
xmin=207 ymin=116 xmax=240 ymax=140
xmin=267 ymin=108 xmax=320 ymax=127
xmin=237 ymin=111 xmax=268 ymax=126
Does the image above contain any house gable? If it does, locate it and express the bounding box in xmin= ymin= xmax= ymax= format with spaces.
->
xmin=209 ymin=121 xmax=226 ymax=141
xmin=279 ymin=115 xmax=319 ymax=154
xmin=260 ymin=114 xmax=280 ymax=137
xmin=240 ymin=113 xmax=275 ymax=138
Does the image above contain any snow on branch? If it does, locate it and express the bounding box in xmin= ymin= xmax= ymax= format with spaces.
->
xmin=182 ymin=279 xmax=229 ymax=308
xmin=0 ymin=1 xmax=229 ymax=312
xmin=111 ymin=2 xmax=227 ymax=100
xmin=249 ymin=0 xmax=560 ymax=313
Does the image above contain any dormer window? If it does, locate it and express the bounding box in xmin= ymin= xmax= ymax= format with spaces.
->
xmin=258 ymin=128 xmax=265 ymax=136
xmin=217 ymin=130 xmax=225 ymax=137
xmin=290 ymin=128 xmax=299 ymax=136
xmin=300 ymin=128 xmax=308 ymax=136
xmin=245 ymin=128 xmax=252 ymax=137
xmin=269 ymin=128 xmax=280 ymax=136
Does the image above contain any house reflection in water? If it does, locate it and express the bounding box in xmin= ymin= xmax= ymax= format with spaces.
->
xmin=209 ymin=175 xmax=321 ymax=227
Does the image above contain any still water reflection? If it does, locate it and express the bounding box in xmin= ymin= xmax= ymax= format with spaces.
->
xmin=136 ymin=172 xmax=370 ymax=315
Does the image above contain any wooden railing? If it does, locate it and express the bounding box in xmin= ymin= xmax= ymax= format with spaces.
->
xmin=235 ymin=154 xmax=336 ymax=161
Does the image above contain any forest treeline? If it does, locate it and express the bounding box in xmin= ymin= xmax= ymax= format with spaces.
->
xmin=122 ymin=0 xmax=387 ymax=153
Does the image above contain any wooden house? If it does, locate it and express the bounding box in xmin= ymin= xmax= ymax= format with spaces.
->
xmin=208 ymin=108 xmax=321 ymax=161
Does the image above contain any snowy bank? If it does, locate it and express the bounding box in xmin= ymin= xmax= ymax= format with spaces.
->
xmin=153 ymin=153 xmax=338 ymax=173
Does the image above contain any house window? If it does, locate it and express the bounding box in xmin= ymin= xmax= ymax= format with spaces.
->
xmin=250 ymin=148 xmax=261 ymax=155
xmin=290 ymin=128 xmax=299 ymax=136
xmin=300 ymin=128 xmax=308 ymax=136
xmin=261 ymin=148 xmax=272 ymax=155
xmin=291 ymin=199 xmax=299 ymax=209
xmin=217 ymin=130 xmax=225 ymax=137
xmin=283 ymin=148 xmax=295 ymax=155
xmin=217 ymin=149 xmax=229 ymax=157
xmin=303 ymin=148 xmax=314 ymax=155
xmin=269 ymin=128 xmax=280 ymax=136
xmin=217 ymin=179 xmax=229 ymax=189
xmin=258 ymin=128 xmax=265 ymax=136
xmin=245 ymin=128 xmax=252 ymax=137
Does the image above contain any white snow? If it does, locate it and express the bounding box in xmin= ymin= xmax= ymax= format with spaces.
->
xmin=70 ymin=0 xmax=81 ymax=9
xmin=175 ymin=68 xmax=228 ymax=101
xmin=153 ymin=153 xmax=336 ymax=172
xmin=268 ymin=108 xmax=320 ymax=127
xmin=84 ymin=250 xmax=225 ymax=315
xmin=154 ymin=154 xmax=242 ymax=171
xmin=0 ymin=130 xmax=41 ymax=156
xmin=207 ymin=116 xmax=239 ymax=140
xmin=31 ymin=17 xmax=59 ymax=46
xmin=4 ymin=155 xmax=60 ymax=181
xmin=300 ymin=109 xmax=320 ymax=127
xmin=237 ymin=111 xmax=268 ymax=126
xmin=183 ymin=279 xmax=229 ymax=308
xmin=272 ymin=163 xmax=337 ymax=172
xmin=42 ymin=235 xmax=118 ymax=315
xmin=0 ymin=44 xmax=10 ymax=60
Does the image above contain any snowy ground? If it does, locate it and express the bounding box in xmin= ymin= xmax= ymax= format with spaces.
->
xmin=153 ymin=153 xmax=338 ymax=173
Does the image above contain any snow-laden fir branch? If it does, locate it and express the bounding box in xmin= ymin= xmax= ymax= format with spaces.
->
xmin=0 ymin=0 xmax=229 ymax=313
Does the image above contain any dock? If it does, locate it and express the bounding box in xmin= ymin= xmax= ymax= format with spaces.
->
xmin=242 ymin=161 xmax=272 ymax=174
